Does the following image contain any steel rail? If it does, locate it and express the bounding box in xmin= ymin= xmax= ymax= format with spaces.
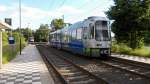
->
xmin=37 ymin=46 xmax=68 ymax=84
xmin=110 ymin=56 xmax=150 ymax=70
xmin=94 ymin=58 xmax=150 ymax=80
xmin=41 ymin=46 xmax=108 ymax=84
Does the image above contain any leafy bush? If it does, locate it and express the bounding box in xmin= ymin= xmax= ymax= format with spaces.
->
xmin=129 ymin=48 xmax=150 ymax=57
xmin=2 ymin=32 xmax=26 ymax=64
xmin=111 ymin=42 xmax=120 ymax=53
xmin=112 ymin=42 xmax=131 ymax=54
xmin=3 ymin=43 xmax=26 ymax=64
xmin=2 ymin=32 xmax=8 ymax=45
xmin=119 ymin=43 xmax=132 ymax=54
xmin=112 ymin=42 xmax=150 ymax=57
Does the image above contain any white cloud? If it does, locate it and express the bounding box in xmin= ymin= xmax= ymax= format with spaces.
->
xmin=56 ymin=6 xmax=83 ymax=15
xmin=65 ymin=11 xmax=106 ymax=24
xmin=0 ymin=5 xmax=7 ymax=12
xmin=84 ymin=0 xmax=91 ymax=2
xmin=65 ymin=0 xmax=114 ymax=24
xmin=0 ymin=4 xmax=83 ymax=29
xmin=0 ymin=0 xmax=113 ymax=29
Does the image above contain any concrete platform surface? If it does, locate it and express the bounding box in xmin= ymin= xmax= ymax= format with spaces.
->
xmin=0 ymin=45 xmax=55 ymax=84
xmin=112 ymin=53 xmax=150 ymax=64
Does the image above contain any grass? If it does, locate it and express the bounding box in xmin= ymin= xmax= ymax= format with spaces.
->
xmin=2 ymin=43 xmax=26 ymax=64
xmin=112 ymin=42 xmax=150 ymax=57
xmin=130 ymin=48 xmax=150 ymax=57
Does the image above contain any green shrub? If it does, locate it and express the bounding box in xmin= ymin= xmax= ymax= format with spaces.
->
xmin=2 ymin=32 xmax=8 ymax=45
xmin=119 ymin=43 xmax=132 ymax=54
xmin=2 ymin=31 xmax=27 ymax=64
xmin=112 ymin=42 xmax=150 ymax=57
xmin=3 ymin=43 xmax=26 ymax=64
xmin=129 ymin=48 xmax=150 ymax=57
xmin=112 ymin=42 xmax=131 ymax=54
xmin=111 ymin=42 xmax=120 ymax=52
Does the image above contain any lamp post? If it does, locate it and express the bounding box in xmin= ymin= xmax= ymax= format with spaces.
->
xmin=27 ymin=22 xmax=30 ymax=43
xmin=19 ymin=0 xmax=22 ymax=55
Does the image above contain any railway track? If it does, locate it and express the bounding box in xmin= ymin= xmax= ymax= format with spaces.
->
xmin=46 ymin=46 xmax=150 ymax=84
xmin=98 ymin=56 xmax=150 ymax=79
xmin=37 ymin=45 xmax=108 ymax=84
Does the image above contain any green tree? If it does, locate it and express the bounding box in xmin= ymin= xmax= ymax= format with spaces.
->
xmin=2 ymin=32 xmax=8 ymax=45
xmin=34 ymin=24 xmax=50 ymax=42
xmin=144 ymin=31 xmax=150 ymax=45
xmin=13 ymin=28 xmax=33 ymax=41
xmin=12 ymin=32 xmax=25 ymax=44
xmin=51 ymin=19 xmax=64 ymax=31
xmin=22 ymin=28 xmax=32 ymax=41
xmin=107 ymin=0 xmax=150 ymax=49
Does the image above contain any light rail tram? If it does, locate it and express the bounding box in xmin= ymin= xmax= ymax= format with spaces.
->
xmin=50 ymin=16 xmax=111 ymax=58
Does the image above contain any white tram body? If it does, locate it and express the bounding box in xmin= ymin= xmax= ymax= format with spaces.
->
xmin=50 ymin=16 xmax=111 ymax=58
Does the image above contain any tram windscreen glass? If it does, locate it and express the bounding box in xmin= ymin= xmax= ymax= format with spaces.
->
xmin=95 ymin=21 xmax=110 ymax=41
xmin=102 ymin=30 xmax=109 ymax=41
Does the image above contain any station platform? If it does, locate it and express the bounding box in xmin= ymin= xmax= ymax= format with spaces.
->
xmin=0 ymin=45 xmax=55 ymax=84
xmin=112 ymin=53 xmax=150 ymax=64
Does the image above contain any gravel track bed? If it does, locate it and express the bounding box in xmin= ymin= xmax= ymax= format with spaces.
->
xmin=47 ymin=47 xmax=150 ymax=84
xmin=37 ymin=45 xmax=108 ymax=84
xmin=100 ymin=58 xmax=150 ymax=79
xmin=37 ymin=46 xmax=62 ymax=84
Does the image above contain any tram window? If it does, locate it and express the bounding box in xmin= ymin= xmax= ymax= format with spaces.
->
xmin=66 ymin=31 xmax=69 ymax=42
xmin=61 ymin=34 xmax=63 ymax=41
xmin=64 ymin=32 xmax=67 ymax=42
xmin=89 ymin=23 xmax=94 ymax=39
xmin=83 ymin=27 xmax=88 ymax=39
xmin=57 ymin=34 xmax=59 ymax=40
xmin=102 ymin=30 xmax=109 ymax=41
xmin=77 ymin=28 xmax=82 ymax=40
xmin=69 ymin=31 xmax=71 ymax=41
xmin=102 ymin=21 xmax=107 ymax=27
xmin=72 ymin=30 xmax=76 ymax=40
xmin=54 ymin=34 xmax=56 ymax=40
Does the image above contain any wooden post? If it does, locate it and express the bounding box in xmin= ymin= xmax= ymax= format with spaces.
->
xmin=0 ymin=30 xmax=2 ymax=69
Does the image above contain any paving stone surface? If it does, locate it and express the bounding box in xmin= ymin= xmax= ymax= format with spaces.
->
xmin=112 ymin=53 xmax=150 ymax=64
xmin=0 ymin=45 xmax=55 ymax=84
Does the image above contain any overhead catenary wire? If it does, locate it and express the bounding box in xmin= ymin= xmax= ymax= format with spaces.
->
xmin=48 ymin=0 xmax=56 ymax=10
xmin=49 ymin=0 xmax=67 ymax=20
xmin=77 ymin=0 xmax=96 ymax=9
xmin=66 ymin=0 xmax=104 ymax=22
xmin=70 ymin=0 xmax=111 ymax=21
xmin=68 ymin=3 xmax=105 ymax=22
xmin=57 ymin=0 xmax=66 ymax=9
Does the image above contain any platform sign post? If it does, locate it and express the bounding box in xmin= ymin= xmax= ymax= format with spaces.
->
xmin=0 ymin=30 xmax=2 ymax=69
xmin=9 ymin=36 xmax=15 ymax=45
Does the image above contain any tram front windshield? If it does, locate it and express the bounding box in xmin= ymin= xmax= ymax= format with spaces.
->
xmin=95 ymin=21 xmax=110 ymax=41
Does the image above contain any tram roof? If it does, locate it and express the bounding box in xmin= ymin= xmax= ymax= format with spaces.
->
xmin=67 ymin=21 xmax=83 ymax=31
xmin=50 ymin=16 xmax=109 ymax=35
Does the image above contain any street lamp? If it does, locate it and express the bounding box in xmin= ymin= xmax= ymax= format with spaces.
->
xmin=19 ymin=0 xmax=22 ymax=55
xmin=27 ymin=22 xmax=30 ymax=43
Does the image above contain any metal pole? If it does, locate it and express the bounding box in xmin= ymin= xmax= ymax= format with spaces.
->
xmin=27 ymin=23 xmax=30 ymax=43
xmin=0 ymin=30 xmax=2 ymax=68
xmin=62 ymin=15 xmax=64 ymax=27
xmin=19 ymin=0 xmax=22 ymax=55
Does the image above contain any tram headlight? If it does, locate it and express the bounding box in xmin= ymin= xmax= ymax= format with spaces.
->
xmin=104 ymin=50 xmax=108 ymax=54
xmin=97 ymin=43 xmax=102 ymax=46
xmin=100 ymin=50 xmax=109 ymax=54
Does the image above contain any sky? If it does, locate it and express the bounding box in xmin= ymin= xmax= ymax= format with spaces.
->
xmin=0 ymin=0 xmax=114 ymax=30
